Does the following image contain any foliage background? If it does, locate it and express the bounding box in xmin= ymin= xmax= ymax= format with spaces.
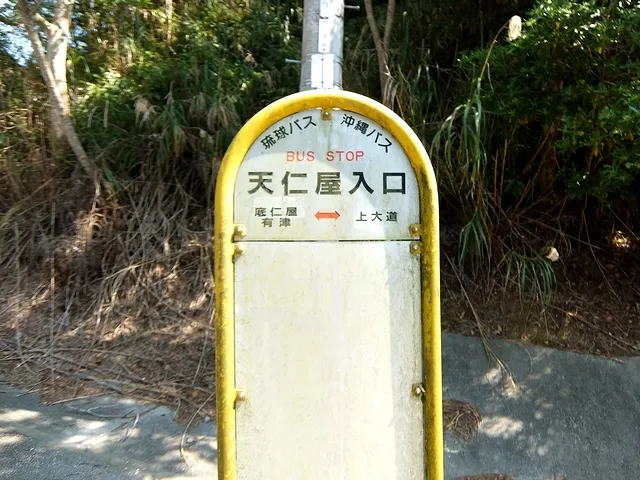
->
xmin=1 ymin=0 xmax=639 ymax=414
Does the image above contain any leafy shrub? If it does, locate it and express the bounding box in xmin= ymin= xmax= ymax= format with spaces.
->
xmin=458 ymin=0 xmax=640 ymax=205
xmin=72 ymin=0 xmax=302 ymax=187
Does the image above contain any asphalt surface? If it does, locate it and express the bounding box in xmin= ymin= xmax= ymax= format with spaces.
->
xmin=0 ymin=385 xmax=216 ymax=480
xmin=2 ymin=333 xmax=639 ymax=479
xmin=443 ymin=334 xmax=640 ymax=480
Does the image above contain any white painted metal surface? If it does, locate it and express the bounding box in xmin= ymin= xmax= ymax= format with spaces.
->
xmin=234 ymin=241 xmax=424 ymax=479
xmin=232 ymin=106 xmax=426 ymax=478
xmin=234 ymin=108 xmax=419 ymax=240
xmin=300 ymin=0 xmax=344 ymax=90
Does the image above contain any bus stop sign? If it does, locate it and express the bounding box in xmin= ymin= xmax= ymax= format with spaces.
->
xmin=214 ymin=90 xmax=443 ymax=480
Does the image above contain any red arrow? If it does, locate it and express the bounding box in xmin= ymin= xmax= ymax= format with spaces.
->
xmin=315 ymin=210 xmax=340 ymax=220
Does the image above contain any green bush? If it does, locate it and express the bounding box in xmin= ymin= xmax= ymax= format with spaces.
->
xmin=72 ymin=0 xmax=302 ymax=187
xmin=458 ymin=0 xmax=640 ymax=205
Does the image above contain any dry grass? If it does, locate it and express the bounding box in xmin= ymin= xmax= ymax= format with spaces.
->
xmin=443 ymin=399 xmax=482 ymax=444
xmin=441 ymin=242 xmax=640 ymax=359
xmin=0 ymin=173 xmax=215 ymax=422
xmin=1 ymin=137 xmax=640 ymax=431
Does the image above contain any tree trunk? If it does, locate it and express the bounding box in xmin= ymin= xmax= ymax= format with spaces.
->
xmin=46 ymin=0 xmax=73 ymax=139
xmin=363 ymin=0 xmax=396 ymax=108
xmin=17 ymin=0 xmax=98 ymax=181
xmin=165 ymin=0 xmax=173 ymax=46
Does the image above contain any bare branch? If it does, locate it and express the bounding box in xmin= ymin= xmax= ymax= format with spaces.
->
xmin=15 ymin=0 xmax=56 ymax=34
xmin=32 ymin=11 xmax=55 ymax=34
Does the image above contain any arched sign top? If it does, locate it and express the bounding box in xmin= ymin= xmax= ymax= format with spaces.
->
xmin=235 ymin=107 xmax=420 ymax=241
xmin=216 ymin=90 xmax=438 ymax=232
xmin=214 ymin=90 xmax=443 ymax=480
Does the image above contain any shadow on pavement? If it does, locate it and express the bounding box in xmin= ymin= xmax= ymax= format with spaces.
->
xmin=0 ymin=384 xmax=217 ymax=480
xmin=443 ymin=333 xmax=640 ymax=480
xmin=6 ymin=333 xmax=640 ymax=479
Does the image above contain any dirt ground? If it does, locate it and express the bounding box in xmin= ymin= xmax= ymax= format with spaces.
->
xmin=442 ymin=246 xmax=640 ymax=358
xmin=1 ymin=232 xmax=639 ymax=421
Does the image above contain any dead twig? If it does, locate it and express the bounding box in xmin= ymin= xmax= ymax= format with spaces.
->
xmin=445 ymin=254 xmax=516 ymax=383
xmin=47 ymin=394 xmax=107 ymax=405
xmin=180 ymin=392 xmax=214 ymax=464
xmin=443 ymin=399 xmax=482 ymax=443
xmin=123 ymin=411 xmax=140 ymax=441
xmin=64 ymin=404 xmax=136 ymax=419
xmin=562 ymin=309 xmax=640 ymax=353
xmin=14 ymin=332 xmax=38 ymax=376
xmin=582 ymin=210 xmax=620 ymax=300
xmin=192 ymin=303 xmax=213 ymax=388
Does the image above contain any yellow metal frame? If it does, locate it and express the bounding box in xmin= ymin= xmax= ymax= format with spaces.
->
xmin=214 ymin=89 xmax=443 ymax=480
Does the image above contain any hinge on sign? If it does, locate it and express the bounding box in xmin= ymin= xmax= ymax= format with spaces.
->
xmin=410 ymin=242 xmax=422 ymax=255
xmin=412 ymin=383 xmax=426 ymax=399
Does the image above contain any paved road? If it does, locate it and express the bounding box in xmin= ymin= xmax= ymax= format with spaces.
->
xmin=443 ymin=334 xmax=640 ymax=479
xmin=2 ymin=333 xmax=639 ymax=479
xmin=0 ymin=385 xmax=215 ymax=480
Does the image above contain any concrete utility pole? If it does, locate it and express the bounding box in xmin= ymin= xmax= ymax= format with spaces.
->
xmin=299 ymin=0 xmax=345 ymax=91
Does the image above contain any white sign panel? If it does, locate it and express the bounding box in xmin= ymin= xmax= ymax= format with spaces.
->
xmin=234 ymin=242 xmax=424 ymax=479
xmin=232 ymin=105 xmax=426 ymax=479
xmin=234 ymin=109 xmax=419 ymax=240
